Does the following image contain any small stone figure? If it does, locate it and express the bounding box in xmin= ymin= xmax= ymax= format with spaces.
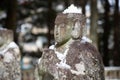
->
xmin=35 ymin=4 xmax=104 ymax=80
xmin=0 ymin=29 xmax=21 ymax=80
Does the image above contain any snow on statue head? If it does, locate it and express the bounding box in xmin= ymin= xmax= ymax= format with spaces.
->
xmin=63 ymin=4 xmax=82 ymax=14
xmin=54 ymin=4 xmax=87 ymax=45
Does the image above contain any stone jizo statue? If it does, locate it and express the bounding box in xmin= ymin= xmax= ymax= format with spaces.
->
xmin=35 ymin=4 xmax=104 ymax=80
xmin=0 ymin=29 xmax=21 ymax=80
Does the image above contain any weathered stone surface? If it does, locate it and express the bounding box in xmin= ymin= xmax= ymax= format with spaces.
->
xmin=35 ymin=5 xmax=104 ymax=80
xmin=35 ymin=41 xmax=104 ymax=80
xmin=0 ymin=29 xmax=21 ymax=80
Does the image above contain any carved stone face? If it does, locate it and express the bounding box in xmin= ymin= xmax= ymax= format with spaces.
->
xmin=54 ymin=22 xmax=72 ymax=44
xmin=54 ymin=13 xmax=86 ymax=45
xmin=0 ymin=29 xmax=13 ymax=47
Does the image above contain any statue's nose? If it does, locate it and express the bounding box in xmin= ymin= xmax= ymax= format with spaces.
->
xmin=56 ymin=28 xmax=59 ymax=35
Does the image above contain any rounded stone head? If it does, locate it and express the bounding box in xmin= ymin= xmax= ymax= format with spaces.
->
xmin=54 ymin=13 xmax=86 ymax=45
xmin=0 ymin=29 xmax=13 ymax=47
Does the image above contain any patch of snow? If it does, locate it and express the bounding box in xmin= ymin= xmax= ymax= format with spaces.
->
xmin=55 ymin=51 xmax=64 ymax=60
xmin=71 ymin=62 xmax=85 ymax=75
xmin=71 ymin=69 xmax=83 ymax=75
xmin=81 ymin=36 xmax=92 ymax=43
xmin=38 ymin=58 xmax=41 ymax=64
xmin=49 ymin=45 xmax=55 ymax=50
xmin=55 ymin=49 xmax=71 ymax=69
xmin=56 ymin=61 xmax=71 ymax=69
xmin=0 ymin=28 xmax=7 ymax=30
xmin=63 ymin=4 xmax=82 ymax=14
xmin=55 ymin=48 xmax=68 ymax=61
xmin=7 ymin=42 xmax=19 ymax=49
xmin=0 ymin=42 xmax=18 ymax=55
xmin=4 ymin=52 xmax=14 ymax=63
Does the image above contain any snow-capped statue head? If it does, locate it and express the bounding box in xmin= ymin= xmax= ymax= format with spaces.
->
xmin=63 ymin=4 xmax=82 ymax=14
xmin=54 ymin=4 xmax=87 ymax=45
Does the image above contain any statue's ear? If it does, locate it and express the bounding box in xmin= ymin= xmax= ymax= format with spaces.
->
xmin=71 ymin=21 xmax=82 ymax=39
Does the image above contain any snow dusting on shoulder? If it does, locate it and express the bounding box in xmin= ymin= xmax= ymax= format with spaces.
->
xmin=4 ymin=51 xmax=13 ymax=63
xmin=0 ymin=42 xmax=19 ymax=55
xmin=49 ymin=45 xmax=55 ymax=50
xmin=38 ymin=58 xmax=41 ymax=64
xmin=81 ymin=36 xmax=92 ymax=43
xmin=63 ymin=4 xmax=82 ymax=14
xmin=7 ymin=42 xmax=19 ymax=49
xmin=0 ymin=28 xmax=7 ymax=30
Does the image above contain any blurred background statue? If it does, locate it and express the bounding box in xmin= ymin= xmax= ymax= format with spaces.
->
xmin=0 ymin=28 xmax=21 ymax=80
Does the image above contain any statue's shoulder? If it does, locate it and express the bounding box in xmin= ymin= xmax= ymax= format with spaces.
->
xmin=66 ymin=41 xmax=104 ymax=80
xmin=43 ymin=48 xmax=54 ymax=54
xmin=70 ymin=40 xmax=98 ymax=53
xmin=42 ymin=48 xmax=55 ymax=59
xmin=67 ymin=40 xmax=103 ymax=65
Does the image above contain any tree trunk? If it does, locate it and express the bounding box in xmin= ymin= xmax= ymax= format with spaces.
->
xmin=64 ymin=0 xmax=69 ymax=8
xmin=102 ymin=0 xmax=110 ymax=66
xmin=90 ymin=0 xmax=98 ymax=48
xmin=5 ymin=0 xmax=17 ymax=42
xmin=113 ymin=0 xmax=120 ymax=66
xmin=73 ymin=0 xmax=86 ymax=14
xmin=47 ymin=0 xmax=56 ymax=46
